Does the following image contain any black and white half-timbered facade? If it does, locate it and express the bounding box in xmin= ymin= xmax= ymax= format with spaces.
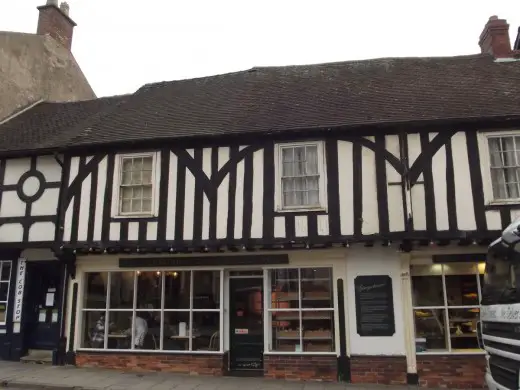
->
xmin=0 ymin=15 xmax=519 ymax=388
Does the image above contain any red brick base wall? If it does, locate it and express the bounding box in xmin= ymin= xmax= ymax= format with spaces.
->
xmin=76 ymin=352 xmax=223 ymax=375
xmin=264 ymin=355 xmax=337 ymax=381
xmin=350 ymin=355 xmax=407 ymax=385
xmin=417 ymin=355 xmax=486 ymax=388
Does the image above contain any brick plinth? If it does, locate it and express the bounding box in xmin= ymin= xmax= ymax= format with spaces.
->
xmin=76 ymin=352 xmax=223 ymax=376
xmin=417 ymin=354 xmax=486 ymax=388
xmin=264 ymin=355 xmax=337 ymax=381
xmin=350 ymin=355 xmax=407 ymax=385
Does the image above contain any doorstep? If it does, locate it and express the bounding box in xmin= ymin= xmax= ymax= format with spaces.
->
xmin=0 ymin=361 xmax=434 ymax=390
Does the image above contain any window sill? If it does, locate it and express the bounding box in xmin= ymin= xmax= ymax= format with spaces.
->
xmin=77 ymin=348 xmax=223 ymax=355
xmin=110 ymin=215 xmax=158 ymax=222
xmin=416 ymin=351 xmax=485 ymax=356
xmin=484 ymin=201 xmax=520 ymax=210
xmin=264 ymin=351 xmax=336 ymax=356
xmin=275 ymin=206 xmax=328 ymax=214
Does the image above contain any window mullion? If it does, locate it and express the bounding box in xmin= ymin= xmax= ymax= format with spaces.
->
xmin=440 ymin=265 xmax=452 ymax=352
xmin=131 ymin=271 xmax=137 ymax=349
xmin=160 ymin=271 xmax=165 ymax=351
xmin=104 ymin=272 xmax=111 ymax=350
xmin=298 ymin=268 xmax=303 ymax=352
xmin=189 ymin=271 xmax=193 ymax=352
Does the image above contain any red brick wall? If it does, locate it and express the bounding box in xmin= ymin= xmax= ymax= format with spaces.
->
xmin=76 ymin=353 xmax=223 ymax=375
xmin=350 ymin=355 xmax=407 ymax=385
xmin=37 ymin=5 xmax=75 ymax=50
xmin=417 ymin=355 xmax=486 ymax=388
xmin=264 ymin=355 xmax=337 ymax=381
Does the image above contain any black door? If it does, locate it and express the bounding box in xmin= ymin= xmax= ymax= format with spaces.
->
xmin=229 ymin=278 xmax=264 ymax=371
xmin=24 ymin=261 xmax=63 ymax=350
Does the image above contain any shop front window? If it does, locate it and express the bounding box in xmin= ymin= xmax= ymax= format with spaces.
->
xmin=267 ymin=267 xmax=335 ymax=353
xmin=0 ymin=261 xmax=11 ymax=324
xmin=411 ymin=262 xmax=484 ymax=353
xmin=80 ymin=270 xmax=221 ymax=352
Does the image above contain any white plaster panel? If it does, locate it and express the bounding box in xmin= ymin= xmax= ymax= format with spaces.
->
xmin=28 ymin=222 xmax=55 ymax=241
xmin=346 ymin=248 xmax=406 ymax=356
xmin=0 ymin=191 xmax=25 ymax=217
xmin=250 ymin=149 xmax=264 ymax=239
xmin=36 ymin=155 xmax=61 ymax=182
xmin=3 ymin=158 xmax=30 ymax=185
xmin=0 ymin=223 xmax=23 ymax=242
xmin=31 ymin=188 xmax=59 ymax=216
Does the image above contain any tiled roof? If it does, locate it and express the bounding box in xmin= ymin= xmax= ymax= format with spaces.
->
xmin=0 ymin=95 xmax=128 ymax=153
xmin=1 ymin=53 xmax=520 ymax=153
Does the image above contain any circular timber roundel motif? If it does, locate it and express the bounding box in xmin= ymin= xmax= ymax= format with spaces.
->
xmin=16 ymin=170 xmax=46 ymax=203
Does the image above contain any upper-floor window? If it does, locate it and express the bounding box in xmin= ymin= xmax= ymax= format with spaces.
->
xmin=114 ymin=153 xmax=158 ymax=217
xmin=275 ymin=142 xmax=327 ymax=211
xmin=488 ymin=135 xmax=520 ymax=200
xmin=0 ymin=261 xmax=12 ymax=325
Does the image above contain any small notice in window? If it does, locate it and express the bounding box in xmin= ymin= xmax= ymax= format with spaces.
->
xmin=234 ymin=328 xmax=248 ymax=334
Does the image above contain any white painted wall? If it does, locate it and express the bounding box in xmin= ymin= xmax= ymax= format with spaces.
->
xmin=346 ymin=247 xmax=406 ymax=356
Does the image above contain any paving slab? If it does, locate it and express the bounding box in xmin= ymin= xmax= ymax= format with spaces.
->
xmin=0 ymin=361 xmax=435 ymax=390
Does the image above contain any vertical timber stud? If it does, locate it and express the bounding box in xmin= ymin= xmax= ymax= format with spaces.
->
xmin=336 ymin=278 xmax=350 ymax=382
xmin=400 ymin=253 xmax=418 ymax=384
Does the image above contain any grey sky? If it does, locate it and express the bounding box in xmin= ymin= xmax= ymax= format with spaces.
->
xmin=2 ymin=0 xmax=519 ymax=98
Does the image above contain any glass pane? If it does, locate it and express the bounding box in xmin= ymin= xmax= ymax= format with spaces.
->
xmin=0 ymin=262 xmax=11 ymax=282
xmin=270 ymin=312 xmax=301 ymax=352
xmin=136 ymin=271 xmax=162 ymax=310
xmin=192 ymin=312 xmax=220 ymax=351
xmin=302 ymin=311 xmax=334 ymax=352
xmin=142 ymin=186 xmax=153 ymax=199
xmin=0 ymin=306 xmax=5 ymax=322
xmin=0 ymin=282 xmax=8 ymax=301
xmin=142 ymin=171 xmax=152 ymax=184
xmin=109 ymin=272 xmax=135 ymax=309
xmin=193 ymin=271 xmax=220 ymax=309
xmin=133 ymin=186 xmax=143 ymax=198
xmin=133 ymin=311 xmax=158 ymax=349
xmin=301 ymin=268 xmax=333 ymax=309
xmin=448 ymin=308 xmax=481 ymax=352
xmin=121 ymin=199 xmax=131 ymax=213
xmin=270 ymin=269 xmax=299 ymax=309
xmin=81 ymin=311 xmax=107 ymax=348
xmin=106 ymin=311 xmax=132 ymax=349
xmin=120 ymin=187 xmax=132 ymax=200
xmin=164 ymin=271 xmax=191 ymax=309
xmin=142 ymin=157 xmax=153 ymax=170
xmin=131 ymin=199 xmax=142 ymax=212
xmin=131 ymin=171 xmax=141 ymax=185
xmin=163 ymin=311 xmax=190 ymax=351
xmin=84 ymin=272 xmax=108 ymax=309
xmin=445 ymin=275 xmax=479 ymax=306
xmin=122 ymin=158 xmax=132 ymax=172
xmin=414 ymin=308 xmax=448 ymax=352
xmin=133 ymin=158 xmax=143 ymax=171
xmin=142 ymin=199 xmax=152 ymax=213
xmin=411 ymin=265 xmax=444 ymax=306
xmin=282 ymin=147 xmax=294 ymax=163
xmin=121 ymin=171 xmax=132 ymax=185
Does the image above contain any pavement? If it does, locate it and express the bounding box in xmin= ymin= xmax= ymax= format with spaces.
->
xmin=0 ymin=361 xmax=420 ymax=390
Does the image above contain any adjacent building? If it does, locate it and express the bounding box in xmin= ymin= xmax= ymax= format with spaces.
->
xmin=0 ymin=13 xmax=519 ymax=389
xmin=0 ymin=0 xmax=96 ymax=364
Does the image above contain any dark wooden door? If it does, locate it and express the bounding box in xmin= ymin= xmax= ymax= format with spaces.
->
xmin=229 ymin=278 xmax=264 ymax=371
xmin=24 ymin=261 xmax=62 ymax=350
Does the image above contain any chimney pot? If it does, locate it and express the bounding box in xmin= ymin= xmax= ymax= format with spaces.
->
xmin=59 ymin=2 xmax=70 ymax=16
xmin=479 ymin=15 xmax=512 ymax=58
xmin=36 ymin=1 xmax=77 ymax=50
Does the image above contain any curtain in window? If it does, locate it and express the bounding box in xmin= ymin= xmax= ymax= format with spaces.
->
xmin=489 ymin=137 xmax=520 ymax=199
xmin=282 ymin=146 xmax=320 ymax=207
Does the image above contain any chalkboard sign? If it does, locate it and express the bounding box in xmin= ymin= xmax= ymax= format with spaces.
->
xmin=354 ymin=275 xmax=395 ymax=337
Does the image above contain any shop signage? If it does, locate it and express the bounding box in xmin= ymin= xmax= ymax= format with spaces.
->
xmin=13 ymin=258 xmax=27 ymax=325
xmin=354 ymin=275 xmax=395 ymax=337
xmin=119 ymin=254 xmax=289 ymax=268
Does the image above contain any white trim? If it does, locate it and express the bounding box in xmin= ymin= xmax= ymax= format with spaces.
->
xmin=483 ymin=334 xmax=520 ymax=347
xmin=0 ymin=261 xmax=12 ymax=326
xmin=274 ymin=141 xmax=328 ymax=212
xmin=479 ymin=131 xmax=520 ymax=205
xmin=0 ymin=99 xmax=44 ymax=125
xmin=111 ymin=152 xmax=160 ymax=218
xmin=76 ymin=348 xmax=222 ymax=354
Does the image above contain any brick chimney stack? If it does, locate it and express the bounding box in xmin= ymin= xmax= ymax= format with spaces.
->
xmin=479 ymin=16 xmax=512 ymax=58
xmin=36 ymin=0 xmax=77 ymax=50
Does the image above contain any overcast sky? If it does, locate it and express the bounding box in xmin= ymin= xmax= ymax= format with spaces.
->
xmin=2 ymin=0 xmax=519 ymax=97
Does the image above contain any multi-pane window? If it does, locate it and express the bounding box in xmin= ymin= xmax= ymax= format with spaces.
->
xmin=0 ymin=261 xmax=11 ymax=324
xmin=411 ymin=262 xmax=484 ymax=353
xmin=267 ymin=267 xmax=335 ymax=353
xmin=280 ymin=143 xmax=322 ymax=209
xmin=119 ymin=156 xmax=154 ymax=214
xmin=488 ymin=136 xmax=520 ymax=200
xmin=80 ymin=270 xmax=221 ymax=352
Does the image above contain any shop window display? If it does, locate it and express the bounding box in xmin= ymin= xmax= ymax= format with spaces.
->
xmin=411 ymin=262 xmax=484 ymax=353
xmin=80 ymin=270 xmax=221 ymax=352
